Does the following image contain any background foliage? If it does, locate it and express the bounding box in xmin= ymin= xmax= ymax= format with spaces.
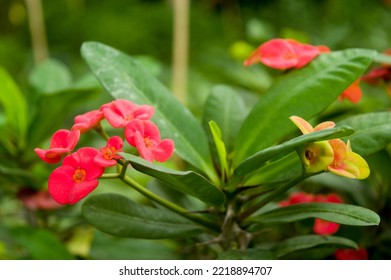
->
xmin=1 ymin=0 xmax=391 ymax=259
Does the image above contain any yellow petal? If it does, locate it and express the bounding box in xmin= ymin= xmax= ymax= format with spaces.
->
xmin=290 ymin=115 xmax=314 ymax=134
xmin=346 ymin=151 xmax=370 ymax=179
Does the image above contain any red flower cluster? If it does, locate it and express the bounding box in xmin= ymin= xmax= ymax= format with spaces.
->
xmin=279 ymin=192 xmax=343 ymax=235
xmin=35 ymin=99 xmax=175 ymax=205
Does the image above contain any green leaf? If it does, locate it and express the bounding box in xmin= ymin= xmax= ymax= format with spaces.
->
xmin=81 ymin=42 xmax=218 ymax=183
xmin=26 ymin=87 xmax=98 ymax=152
xmin=373 ymin=52 xmax=391 ymax=65
xmin=272 ymin=235 xmax=358 ymax=258
xmin=209 ymin=121 xmax=228 ymax=180
xmin=29 ymin=59 xmax=72 ymax=93
xmin=121 ymin=153 xmax=225 ymax=206
xmin=0 ymin=66 xmax=28 ymax=148
xmin=250 ymin=202 xmax=380 ymax=226
xmin=203 ymin=85 xmax=248 ymax=152
xmin=338 ymin=111 xmax=391 ymax=156
xmin=90 ymin=231 xmax=179 ymax=260
xmin=235 ymin=126 xmax=354 ymax=177
xmin=243 ymin=152 xmax=301 ymax=186
xmin=82 ymin=193 xmax=204 ymax=239
xmin=11 ymin=227 xmax=74 ymax=260
xmin=218 ymin=249 xmax=276 ymax=260
xmin=234 ymin=49 xmax=376 ymax=165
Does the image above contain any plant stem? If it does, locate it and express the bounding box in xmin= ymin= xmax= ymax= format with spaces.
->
xmin=118 ymin=163 xmax=220 ymax=232
xmin=239 ymin=175 xmax=305 ymax=221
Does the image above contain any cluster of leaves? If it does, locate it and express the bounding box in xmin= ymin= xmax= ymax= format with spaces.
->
xmin=75 ymin=42 xmax=391 ymax=259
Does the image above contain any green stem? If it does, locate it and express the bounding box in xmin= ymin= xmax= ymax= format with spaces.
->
xmin=239 ymin=175 xmax=305 ymax=221
xmin=100 ymin=173 xmax=120 ymax=179
xmin=94 ymin=124 xmax=110 ymax=141
xmin=118 ymin=163 xmax=219 ymax=232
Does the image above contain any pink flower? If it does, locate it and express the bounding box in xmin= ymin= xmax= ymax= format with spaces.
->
xmin=243 ymin=38 xmax=329 ymax=70
xmin=334 ymin=248 xmax=368 ymax=260
xmin=94 ymin=136 xmax=124 ymax=167
xmin=48 ymin=147 xmax=105 ymax=204
xmin=72 ymin=109 xmax=105 ymax=133
xmin=34 ymin=129 xmax=80 ymax=164
xmin=101 ymin=99 xmax=154 ymax=128
xmin=124 ymin=120 xmax=174 ymax=162
xmin=18 ymin=189 xmax=62 ymax=210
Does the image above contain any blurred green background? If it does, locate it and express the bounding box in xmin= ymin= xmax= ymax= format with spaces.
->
xmin=1 ymin=0 xmax=391 ymax=260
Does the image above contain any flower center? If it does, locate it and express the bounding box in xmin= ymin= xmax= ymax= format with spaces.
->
xmin=72 ymin=168 xmax=86 ymax=183
xmin=305 ymin=149 xmax=315 ymax=162
xmin=102 ymin=146 xmax=117 ymax=160
xmin=125 ymin=114 xmax=134 ymax=121
xmin=144 ymin=137 xmax=155 ymax=149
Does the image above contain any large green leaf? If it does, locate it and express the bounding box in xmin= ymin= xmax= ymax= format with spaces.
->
xmin=235 ymin=126 xmax=354 ymax=177
xmin=0 ymin=66 xmax=28 ymax=148
xmin=272 ymin=235 xmax=357 ymax=258
xmin=90 ymin=231 xmax=179 ymax=260
xmin=11 ymin=227 xmax=74 ymax=260
xmin=250 ymin=203 xmax=380 ymax=226
xmin=29 ymin=59 xmax=73 ymax=94
xmin=81 ymin=42 xmax=217 ymax=183
xmin=82 ymin=193 xmax=204 ymax=239
xmin=121 ymin=153 xmax=225 ymax=206
xmin=338 ymin=111 xmax=391 ymax=156
xmin=234 ymin=49 xmax=376 ymax=165
xmin=202 ymin=85 xmax=248 ymax=152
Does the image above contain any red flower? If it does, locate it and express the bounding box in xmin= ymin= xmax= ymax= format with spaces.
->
xmin=101 ymin=99 xmax=154 ymax=128
xmin=313 ymin=193 xmax=343 ymax=235
xmin=72 ymin=109 xmax=105 ymax=133
xmin=94 ymin=136 xmax=124 ymax=167
xmin=34 ymin=129 xmax=80 ymax=164
xmin=18 ymin=189 xmax=62 ymax=210
xmin=48 ymin=147 xmax=105 ymax=204
xmin=335 ymin=248 xmax=369 ymax=260
xmin=361 ymin=67 xmax=391 ymax=84
xmin=338 ymin=79 xmax=363 ymax=103
xmin=244 ymin=38 xmax=329 ymax=70
xmin=279 ymin=191 xmax=314 ymax=206
xmin=313 ymin=218 xmax=340 ymax=235
xmin=280 ymin=192 xmax=344 ymax=235
xmin=124 ymin=120 xmax=174 ymax=162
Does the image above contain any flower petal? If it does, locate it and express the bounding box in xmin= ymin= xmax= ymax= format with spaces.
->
xmin=290 ymin=115 xmax=314 ymax=134
xmin=152 ymin=139 xmax=175 ymax=162
xmin=72 ymin=110 xmax=104 ymax=133
xmin=134 ymin=131 xmax=154 ymax=162
xmin=314 ymin=121 xmax=335 ymax=131
xmin=288 ymin=39 xmax=320 ymax=68
xmin=313 ymin=218 xmax=340 ymax=235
